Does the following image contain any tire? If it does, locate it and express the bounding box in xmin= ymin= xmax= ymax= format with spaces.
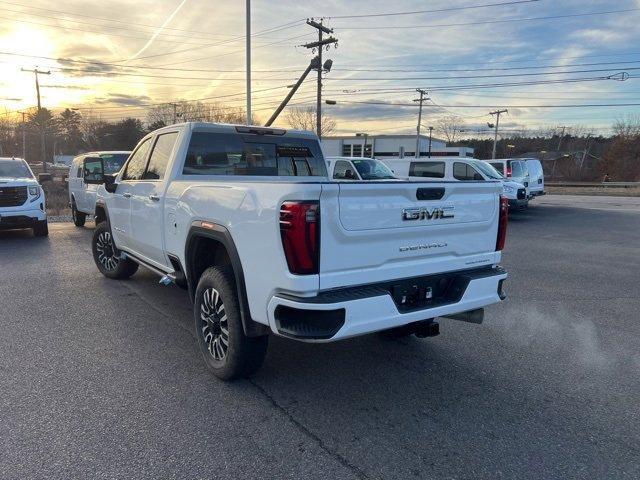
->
xmin=92 ymin=221 xmax=138 ymax=279
xmin=72 ymin=201 xmax=86 ymax=227
xmin=33 ymin=220 xmax=49 ymax=237
xmin=194 ymin=266 xmax=268 ymax=380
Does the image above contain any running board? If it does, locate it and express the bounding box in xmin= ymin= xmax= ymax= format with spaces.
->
xmin=120 ymin=251 xmax=176 ymax=285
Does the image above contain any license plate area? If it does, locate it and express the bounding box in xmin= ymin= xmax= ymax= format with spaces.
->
xmin=389 ymin=272 xmax=471 ymax=313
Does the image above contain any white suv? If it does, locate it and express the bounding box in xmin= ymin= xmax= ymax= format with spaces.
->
xmin=68 ymin=151 xmax=130 ymax=226
xmin=0 ymin=157 xmax=48 ymax=236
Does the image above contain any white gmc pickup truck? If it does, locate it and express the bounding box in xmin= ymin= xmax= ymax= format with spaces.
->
xmin=85 ymin=123 xmax=508 ymax=380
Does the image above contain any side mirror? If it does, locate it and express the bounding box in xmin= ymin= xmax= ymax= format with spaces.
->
xmin=83 ymin=156 xmax=105 ymax=184
xmin=104 ymin=175 xmax=118 ymax=193
xmin=345 ymin=169 xmax=357 ymax=180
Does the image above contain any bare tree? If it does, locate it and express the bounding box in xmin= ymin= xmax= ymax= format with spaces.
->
xmin=284 ymin=106 xmax=336 ymax=136
xmin=613 ymin=114 xmax=640 ymax=137
xmin=146 ymin=101 xmax=253 ymax=127
xmin=435 ymin=114 xmax=463 ymax=143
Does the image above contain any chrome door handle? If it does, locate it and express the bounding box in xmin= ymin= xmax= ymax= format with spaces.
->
xmin=122 ymin=192 xmax=131 ymax=198
xmin=149 ymin=194 xmax=160 ymax=202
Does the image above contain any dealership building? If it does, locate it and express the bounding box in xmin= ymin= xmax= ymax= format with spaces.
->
xmin=321 ymin=134 xmax=474 ymax=159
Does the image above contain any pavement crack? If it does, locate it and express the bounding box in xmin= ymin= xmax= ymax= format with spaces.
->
xmin=248 ymin=379 xmax=370 ymax=480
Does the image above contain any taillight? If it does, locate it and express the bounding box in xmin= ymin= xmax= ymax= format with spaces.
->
xmin=280 ymin=201 xmax=320 ymax=275
xmin=506 ymin=166 xmax=512 ymax=177
xmin=496 ymin=196 xmax=508 ymax=251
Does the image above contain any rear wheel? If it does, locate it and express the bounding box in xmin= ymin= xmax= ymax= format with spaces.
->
xmin=33 ymin=220 xmax=48 ymax=237
xmin=92 ymin=221 xmax=138 ymax=279
xmin=72 ymin=201 xmax=86 ymax=227
xmin=194 ymin=266 xmax=268 ymax=380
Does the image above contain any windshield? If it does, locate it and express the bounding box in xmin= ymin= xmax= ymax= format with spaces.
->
xmin=472 ymin=160 xmax=503 ymax=180
xmin=351 ymin=159 xmax=396 ymax=180
xmin=100 ymin=153 xmax=130 ymax=175
xmin=0 ymin=160 xmax=33 ymax=179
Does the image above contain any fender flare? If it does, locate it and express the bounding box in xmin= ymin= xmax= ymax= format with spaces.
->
xmin=185 ymin=223 xmax=269 ymax=337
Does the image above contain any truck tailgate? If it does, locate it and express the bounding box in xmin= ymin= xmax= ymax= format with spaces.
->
xmin=319 ymin=181 xmax=502 ymax=290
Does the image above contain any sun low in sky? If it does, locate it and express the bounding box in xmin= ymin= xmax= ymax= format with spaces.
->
xmin=1 ymin=0 xmax=639 ymax=136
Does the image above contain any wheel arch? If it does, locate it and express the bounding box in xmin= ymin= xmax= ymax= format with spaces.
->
xmin=185 ymin=222 xmax=268 ymax=337
xmin=94 ymin=201 xmax=108 ymax=225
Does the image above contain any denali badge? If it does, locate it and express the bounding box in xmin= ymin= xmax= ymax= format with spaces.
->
xmin=402 ymin=206 xmax=454 ymax=221
xmin=399 ymin=243 xmax=447 ymax=252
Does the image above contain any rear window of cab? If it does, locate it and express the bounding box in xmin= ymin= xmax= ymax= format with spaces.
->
xmin=183 ymin=132 xmax=327 ymax=177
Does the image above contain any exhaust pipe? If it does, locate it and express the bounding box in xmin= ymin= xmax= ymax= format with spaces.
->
xmin=442 ymin=308 xmax=484 ymax=324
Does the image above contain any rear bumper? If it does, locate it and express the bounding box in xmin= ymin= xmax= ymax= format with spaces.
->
xmin=266 ymin=266 xmax=507 ymax=342
xmin=0 ymin=208 xmax=46 ymax=230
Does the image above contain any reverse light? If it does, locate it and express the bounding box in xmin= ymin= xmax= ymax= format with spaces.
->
xmin=280 ymin=201 xmax=320 ymax=275
xmin=496 ymin=196 xmax=509 ymax=251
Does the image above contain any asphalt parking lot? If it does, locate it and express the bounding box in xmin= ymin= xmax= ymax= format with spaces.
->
xmin=1 ymin=195 xmax=639 ymax=479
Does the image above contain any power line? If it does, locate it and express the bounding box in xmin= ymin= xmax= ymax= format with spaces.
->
xmin=327 ymin=99 xmax=640 ymax=108
xmin=0 ymin=1 xmax=245 ymax=37
xmin=324 ymin=0 xmax=539 ymax=19
xmin=335 ymin=8 xmax=640 ymax=30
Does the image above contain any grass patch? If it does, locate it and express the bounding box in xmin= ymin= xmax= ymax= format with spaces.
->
xmin=42 ymin=180 xmax=70 ymax=216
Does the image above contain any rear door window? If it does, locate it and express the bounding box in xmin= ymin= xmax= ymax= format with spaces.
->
xmin=333 ymin=160 xmax=355 ymax=179
xmin=409 ymin=161 xmax=445 ymax=178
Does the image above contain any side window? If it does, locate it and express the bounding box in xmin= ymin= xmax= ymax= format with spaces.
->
xmin=490 ymin=162 xmax=504 ymax=174
xmin=409 ymin=161 xmax=445 ymax=178
xmin=453 ymin=162 xmax=482 ymax=181
xmin=143 ymin=132 xmax=178 ymax=180
xmin=122 ymin=138 xmax=152 ymax=181
xmin=333 ymin=160 xmax=354 ymax=179
xmin=76 ymin=161 xmax=83 ymax=179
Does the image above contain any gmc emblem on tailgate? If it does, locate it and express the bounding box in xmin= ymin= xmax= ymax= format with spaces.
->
xmin=402 ymin=206 xmax=454 ymax=221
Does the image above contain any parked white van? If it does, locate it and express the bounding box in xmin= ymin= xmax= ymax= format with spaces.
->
xmin=384 ymin=157 xmax=528 ymax=209
xmin=484 ymin=159 xmax=531 ymax=197
xmin=524 ymin=158 xmax=545 ymax=196
xmin=68 ymin=151 xmax=130 ymax=226
xmin=326 ymin=156 xmax=397 ymax=180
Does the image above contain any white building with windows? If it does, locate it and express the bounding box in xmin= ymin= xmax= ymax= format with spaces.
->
xmin=322 ymin=134 xmax=474 ymax=159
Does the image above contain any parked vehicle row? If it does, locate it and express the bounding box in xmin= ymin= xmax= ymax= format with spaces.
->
xmin=79 ymin=122 xmax=509 ymax=380
xmin=0 ymin=157 xmax=48 ymax=236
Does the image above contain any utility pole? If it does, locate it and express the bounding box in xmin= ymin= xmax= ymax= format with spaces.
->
xmin=245 ymin=0 xmax=251 ymax=125
xmin=414 ymin=89 xmax=428 ymax=158
xmin=428 ymin=126 xmax=434 ymax=157
xmin=579 ymin=133 xmax=592 ymax=179
xmin=265 ymin=57 xmax=320 ymax=127
xmin=22 ymin=67 xmax=51 ymax=171
xmin=303 ymin=19 xmax=337 ymax=139
xmin=20 ymin=111 xmax=26 ymax=160
xmin=489 ymin=109 xmax=508 ymax=159
xmin=169 ymin=102 xmax=179 ymax=124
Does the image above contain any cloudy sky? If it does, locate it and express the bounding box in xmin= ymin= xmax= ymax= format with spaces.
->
xmin=1 ymin=0 xmax=639 ymax=136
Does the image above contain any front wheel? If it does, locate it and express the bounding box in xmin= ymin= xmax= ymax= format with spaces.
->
xmin=92 ymin=222 xmax=138 ymax=279
xmin=72 ymin=201 xmax=86 ymax=227
xmin=195 ymin=266 xmax=268 ymax=380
